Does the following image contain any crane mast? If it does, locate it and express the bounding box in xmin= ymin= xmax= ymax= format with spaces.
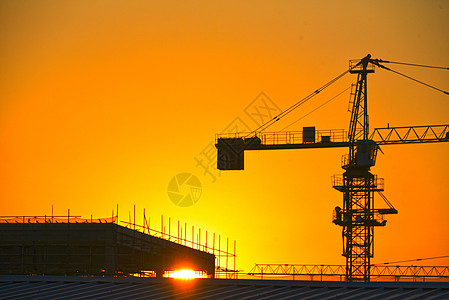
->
xmin=333 ymin=54 xmax=389 ymax=282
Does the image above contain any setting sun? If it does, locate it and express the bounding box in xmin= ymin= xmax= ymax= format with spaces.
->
xmin=164 ymin=270 xmax=208 ymax=279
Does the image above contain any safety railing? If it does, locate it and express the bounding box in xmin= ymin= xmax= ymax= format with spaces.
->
xmin=332 ymin=210 xmax=386 ymax=226
xmin=331 ymin=175 xmax=384 ymax=191
xmin=216 ymin=129 xmax=348 ymax=146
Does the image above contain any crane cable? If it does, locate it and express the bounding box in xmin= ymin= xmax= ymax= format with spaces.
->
xmin=374 ymin=255 xmax=449 ymax=266
xmin=373 ymin=61 xmax=449 ymax=96
xmin=374 ymin=59 xmax=449 ymax=70
xmin=280 ymin=85 xmax=351 ymax=131
xmin=245 ymin=68 xmax=352 ymax=137
xmin=246 ymin=56 xmax=448 ymax=137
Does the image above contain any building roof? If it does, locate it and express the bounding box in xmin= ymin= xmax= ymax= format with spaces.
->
xmin=1 ymin=275 xmax=448 ymax=299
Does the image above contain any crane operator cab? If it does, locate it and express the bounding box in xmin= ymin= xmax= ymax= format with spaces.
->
xmin=355 ymin=140 xmax=378 ymax=167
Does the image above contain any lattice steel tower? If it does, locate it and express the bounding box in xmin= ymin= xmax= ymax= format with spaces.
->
xmin=332 ymin=54 xmax=395 ymax=282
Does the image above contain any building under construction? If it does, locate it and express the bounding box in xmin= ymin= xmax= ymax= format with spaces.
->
xmin=0 ymin=219 xmax=215 ymax=278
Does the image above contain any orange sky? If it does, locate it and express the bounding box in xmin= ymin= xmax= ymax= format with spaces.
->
xmin=1 ymin=1 xmax=448 ymax=274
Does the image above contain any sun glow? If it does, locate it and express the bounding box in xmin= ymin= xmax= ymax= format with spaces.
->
xmin=163 ymin=270 xmax=208 ymax=279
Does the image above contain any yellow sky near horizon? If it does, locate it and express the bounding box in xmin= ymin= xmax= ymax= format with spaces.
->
xmin=1 ymin=0 xmax=448 ymax=273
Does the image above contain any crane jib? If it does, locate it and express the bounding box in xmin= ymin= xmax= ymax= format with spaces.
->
xmin=216 ymin=124 xmax=449 ymax=170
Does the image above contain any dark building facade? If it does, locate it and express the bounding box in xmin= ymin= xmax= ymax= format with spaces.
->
xmin=0 ymin=223 xmax=215 ymax=277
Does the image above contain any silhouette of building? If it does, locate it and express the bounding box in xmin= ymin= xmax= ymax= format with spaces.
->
xmin=0 ymin=222 xmax=215 ymax=278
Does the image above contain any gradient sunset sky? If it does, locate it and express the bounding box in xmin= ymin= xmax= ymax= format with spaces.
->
xmin=1 ymin=1 xmax=448 ymax=273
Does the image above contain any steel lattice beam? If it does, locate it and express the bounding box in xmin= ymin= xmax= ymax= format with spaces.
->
xmin=248 ymin=264 xmax=449 ymax=280
xmin=370 ymin=125 xmax=449 ymax=145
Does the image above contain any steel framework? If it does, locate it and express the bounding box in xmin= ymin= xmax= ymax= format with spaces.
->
xmin=371 ymin=125 xmax=449 ymax=145
xmin=332 ymin=55 xmax=384 ymax=281
xmin=312 ymin=55 xmax=399 ymax=281
xmin=248 ymin=264 xmax=449 ymax=282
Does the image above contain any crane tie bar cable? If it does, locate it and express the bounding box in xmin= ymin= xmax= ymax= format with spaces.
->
xmin=245 ymin=68 xmax=352 ymax=137
xmin=374 ymin=254 xmax=449 ymax=266
xmin=280 ymin=85 xmax=351 ymax=131
xmin=246 ymin=56 xmax=448 ymax=138
xmin=373 ymin=62 xmax=449 ymax=96
xmin=374 ymin=59 xmax=449 ymax=70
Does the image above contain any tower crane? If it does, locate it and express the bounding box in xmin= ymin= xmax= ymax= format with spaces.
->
xmin=215 ymin=54 xmax=449 ymax=282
